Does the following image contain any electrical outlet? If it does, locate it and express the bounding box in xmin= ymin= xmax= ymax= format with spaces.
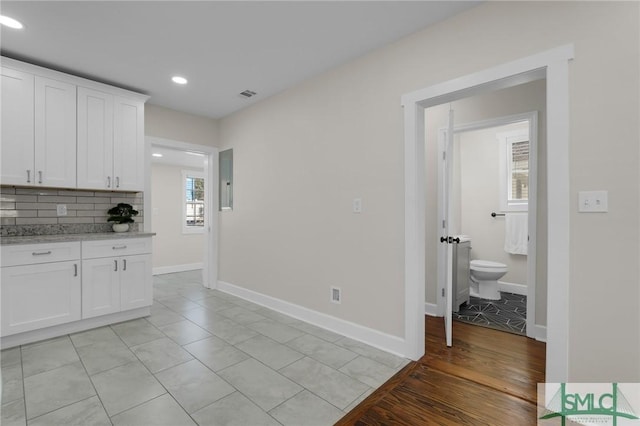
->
xmin=331 ymin=287 xmax=341 ymax=304
xmin=578 ymin=191 xmax=608 ymax=213
xmin=56 ymin=204 xmax=67 ymax=216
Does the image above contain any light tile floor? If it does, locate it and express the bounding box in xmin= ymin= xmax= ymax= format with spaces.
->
xmin=1 ymin=271 xmax=408 ymax=426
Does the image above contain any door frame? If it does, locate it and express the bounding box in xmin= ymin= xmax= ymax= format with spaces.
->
xmin=144 ymin=136 xmax=219 ymax=289
xmin=436 ymin=111 xmax=539 ymax=339
xmin=401 ymin=44 xmax=573 ymax=382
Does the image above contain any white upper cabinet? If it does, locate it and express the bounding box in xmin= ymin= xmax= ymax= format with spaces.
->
xmin=34 ymin=76 xmax=77 ymax=188
xmin=1 ymin=68 xmax=34 ymax=186
xmin=113 ymin=97 xmax=145 ymax=191
xmin=1 ymin=70 xmax=76 ymax=188
xmin=1 ymin=58 xmax=148 ymax=191
xmin=77 ymin=87 xmax=114 ymax=190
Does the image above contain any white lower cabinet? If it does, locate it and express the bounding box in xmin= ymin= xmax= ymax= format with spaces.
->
xmin=81 ymin=238 xmax=152 ymax=319
xmin=82 ymin=253 xmax=152 ymax=319
xmin=1 ymin=261 xmax=81 ymax=336
xmin=0 ymin=237 xmax=152 ymax=344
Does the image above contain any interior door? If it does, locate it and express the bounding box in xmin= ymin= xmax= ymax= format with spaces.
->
xmin=442 ymin=109 xmax=455 ymax=347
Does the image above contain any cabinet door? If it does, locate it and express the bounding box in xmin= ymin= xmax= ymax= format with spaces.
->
xmin=77 ymin=87 xmax=114 ymax=190
xmin=1 ymin=67 xmax=34 ymax=185
xmin=34 ymin=76 xmax=76 ymax=188
xmin=120 ymin=254 xmax=152 ymax=311
xmin=1 ymin=261 xmax=81 ymax=336
xmin=113 ymin=97 xmax=144 ymax=191
xmin=82 ymin=257 xmax=120 ymax=319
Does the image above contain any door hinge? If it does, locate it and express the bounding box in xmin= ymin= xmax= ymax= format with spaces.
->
xmin=442 ymin=288 xmax=445 ymax=297
xmin=442 ymin=220 xmax=446 ymax=229
xmin=442 ymin=151 xmax=446 ymax=160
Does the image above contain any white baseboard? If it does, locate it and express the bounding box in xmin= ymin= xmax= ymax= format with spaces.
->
xmin=498 ymin=280 xmax=527 ymax=295
xmin=153 ymin=263 xmax=203 ymax=275
xmin=424 ymin=303 xmax=439 ymax=317
xmin=217 ymin=280 xmax=407 ymax=358
xmin=533 ymin=324 xmax=547 ymax=342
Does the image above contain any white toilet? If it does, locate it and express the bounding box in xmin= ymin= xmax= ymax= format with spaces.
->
xmin=469 ymin=260 xmax=508 ymax=300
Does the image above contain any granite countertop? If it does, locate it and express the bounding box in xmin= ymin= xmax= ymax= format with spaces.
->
xmin=0 ymin=232 xmax=156 ymax=245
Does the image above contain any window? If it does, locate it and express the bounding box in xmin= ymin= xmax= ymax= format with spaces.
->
xmin=182 ymin=171 xmax=205 ymax=233
xmin=499 ymin=128 xmax=529 ymax=212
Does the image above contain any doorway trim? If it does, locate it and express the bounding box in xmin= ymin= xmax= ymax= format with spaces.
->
xmin=401 ymin=44 xmax=573 ymax=382
xmin=144 ymin=136 xmax=219 ymax=290
xmin=435 ymin=111 xmax=539 ymax=339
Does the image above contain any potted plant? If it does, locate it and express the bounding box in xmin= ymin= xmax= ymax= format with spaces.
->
xmin=107 ymin=203 xmax=139 ymax=233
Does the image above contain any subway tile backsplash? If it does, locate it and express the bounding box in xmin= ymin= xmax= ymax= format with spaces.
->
xmin=0 ymin=186 xmax=144 ymax=237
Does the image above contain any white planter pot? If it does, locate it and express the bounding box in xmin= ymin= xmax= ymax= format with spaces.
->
xmin=112 ymin=223 xmax=129 ymax=233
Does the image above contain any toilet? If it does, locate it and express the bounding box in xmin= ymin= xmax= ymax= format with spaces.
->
xmin=469 ymin=260 xmax=508 ymax=300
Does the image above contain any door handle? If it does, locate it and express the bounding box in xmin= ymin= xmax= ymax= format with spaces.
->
xmin=123 ymin=259 xmax=127 ymax=271
xmin=74 ymin=263 xmax=78 ymax=277
xmin=440 ymin=237 xmax=448 ymax=243
xmin=449 ymin=237 xmax=460 ymax=244
xmin=32 ymin=251 xmax=52 ymax=256
xmin=114 ymin=259 xmax=118 ymax=271
xmin=116 ymin=176 xmax=120 ymax=188
xmin=26 ymin=169 xmax=31 ymax=183
xmin=107 ymin=176 xmax=111 ymax=188
xmin=38 ymin=171 xmax=43 ymax=184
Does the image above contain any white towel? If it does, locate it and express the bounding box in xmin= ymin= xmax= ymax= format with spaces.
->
xmin=504 ymin=213 xmax=528 ymax=255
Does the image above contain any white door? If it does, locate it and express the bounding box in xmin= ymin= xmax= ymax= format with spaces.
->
xmin=82 ymin=257 xmax=120 ymax=319
xmin=113 ymin=97 xmax=144 ymax=191
xmin=1 ymin=261 xmax=81 ymax=336
xmin=77 ymin=87 xmax=114 ymax=190
xmin=120 ymin=254 xmax=152 ymax=311
xmin=34 ymin=76 xmax=77 ymax=188
xmin=437 ymin=109 xmax=455 ymax=347
xmin=1 ymin=67 xmax=34 ymax=185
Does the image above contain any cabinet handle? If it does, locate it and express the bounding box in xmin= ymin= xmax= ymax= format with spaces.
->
xmin=123 ymin=259 xmax=127 ymax=271
xmin=26 ymin=170 xmax=31 ymax=183
xmin=74 ymin=263 xmax=78 ymax=277
xmin=112 ymin=245 xmax=127 ymax=250
xmin=32 ymin=251 xmax=52 ymax=256
xmin=38 ymin=171 xmax=43 ymax=184
xmin=114 ymin=260 xmax=118 ymax=271
xmin=116 ymin=176 xmax=120 ymax=188
xmin=107 ymin=176 xmax=111 ymax=188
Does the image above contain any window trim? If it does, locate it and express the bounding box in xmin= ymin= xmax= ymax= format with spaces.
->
xmin=498 ymin=129 xmax=529 ymax=212
xmin=182 ymin=170 xmax=205 ymax=234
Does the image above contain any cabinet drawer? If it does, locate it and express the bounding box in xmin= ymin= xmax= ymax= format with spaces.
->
xmin=1 ymin=242 xmax=81 ymax=267
xmin=82 ymin=237 xmax=151 ymax=259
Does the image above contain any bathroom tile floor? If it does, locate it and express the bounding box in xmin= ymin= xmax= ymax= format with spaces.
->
xmin=453 ymin=291 xmax=527 ymax=335
xmin=1 ymin=271 xmax=408 ymax=426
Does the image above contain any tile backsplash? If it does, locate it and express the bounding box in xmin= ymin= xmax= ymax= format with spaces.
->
xmin=0 ymin=186 xmax=143 ymax=237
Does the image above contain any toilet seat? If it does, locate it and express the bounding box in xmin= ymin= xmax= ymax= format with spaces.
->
xmin=470 ymin=259 xmax=508 ymax=273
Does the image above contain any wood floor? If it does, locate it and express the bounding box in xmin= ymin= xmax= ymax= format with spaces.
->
xmin=337 ymin=316 xmax=546 ymax=426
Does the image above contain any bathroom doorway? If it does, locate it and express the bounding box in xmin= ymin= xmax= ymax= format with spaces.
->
xmin=427 ymin=79 xmax=547 ymax=344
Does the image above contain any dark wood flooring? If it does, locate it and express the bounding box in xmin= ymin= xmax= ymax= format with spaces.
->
xmin=337 ymin=316 xmax=546 ymax=426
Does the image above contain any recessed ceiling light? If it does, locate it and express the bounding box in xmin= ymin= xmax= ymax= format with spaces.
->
xmin=0 ymin=15 xmax=23 ymax=29
xmin=185 ymin=151 xmax=205 ymax=157
xmin=172 ymin=76 xmax=188 ymax=85
xmin=152 ymin=153 xmax=163 ymax=158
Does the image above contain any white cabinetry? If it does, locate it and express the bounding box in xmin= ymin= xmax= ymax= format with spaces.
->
xmin=1 ymin=68 xmax=76 ymax=188
xmin=77 ymin=89 xmax=145 ymax=191
xmin=0 ymin=57 xmax=147 ymax=191
xmin=0 ymin=242 xmax=81 ymax=336
xmin=81 ymin=238 xmax=152 ymax=319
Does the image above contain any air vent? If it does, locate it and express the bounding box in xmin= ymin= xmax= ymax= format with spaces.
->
xmin=331 ymin=287 xmax=341 ymax=304
xmin=239 ymin=89 xmax=257 ymax=99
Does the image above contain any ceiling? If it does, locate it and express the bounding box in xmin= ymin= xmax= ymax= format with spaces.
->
xmin=150 ymin=146 xmax=206 ymax=169
xmin=0 ymin=1 xmax=479 ymax=119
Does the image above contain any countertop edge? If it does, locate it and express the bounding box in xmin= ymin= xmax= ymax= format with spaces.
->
xmin=0 ymin=232 xmax=156 ymax=245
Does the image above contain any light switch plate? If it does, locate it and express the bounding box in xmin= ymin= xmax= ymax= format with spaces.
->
xmin=578 ymin=191 xmax=608 ymax=213
xmin=56 ymin=204 xmax=67 ymax=216
xmin=352 ymin=198 xmax=362 ymax=214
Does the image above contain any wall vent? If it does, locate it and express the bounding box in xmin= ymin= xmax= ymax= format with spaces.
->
xmin=331 ymin=287 xmax=341 ymax=304
xmin=239 ymin=89 xmax=257 ymax=99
